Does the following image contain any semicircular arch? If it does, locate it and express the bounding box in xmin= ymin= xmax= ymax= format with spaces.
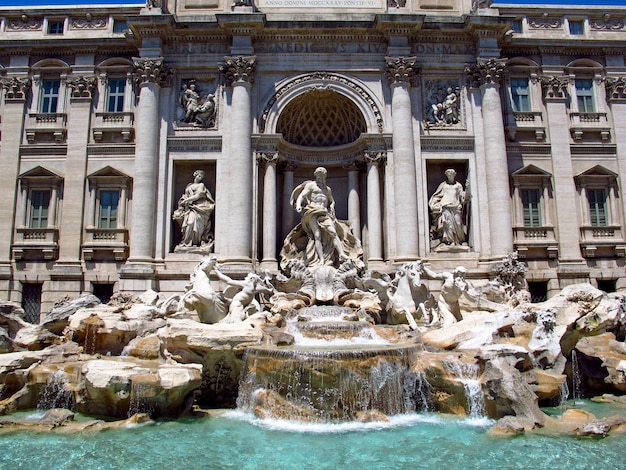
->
xmin=260 ymin=72 xmax=384 ymax=137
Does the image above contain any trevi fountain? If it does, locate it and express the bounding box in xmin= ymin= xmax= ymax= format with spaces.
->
xmin=1 ymin=167 xmax=625 ymax=469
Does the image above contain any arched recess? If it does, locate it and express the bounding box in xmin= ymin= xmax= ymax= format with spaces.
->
xmin=260 ymin=72 xmax=384 ymax=137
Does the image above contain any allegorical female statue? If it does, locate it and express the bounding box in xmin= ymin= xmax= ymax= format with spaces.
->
xmin=428 ymin=169 xmax=469 ymax=248
xmin=173 ymin=170 xmax=215 ymax=251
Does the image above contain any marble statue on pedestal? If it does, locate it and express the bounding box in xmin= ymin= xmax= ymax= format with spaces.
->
xmin=280 ymin=167 xmax=363 ymax=271
xmin=173 ymin=170 xmax=215 ymax=253
xmin=429 ymin=169 xmax=470 ymax=250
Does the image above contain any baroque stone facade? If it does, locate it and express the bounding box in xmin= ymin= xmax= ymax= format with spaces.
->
xmin=1 ymin=0 xmax=626 ymax=314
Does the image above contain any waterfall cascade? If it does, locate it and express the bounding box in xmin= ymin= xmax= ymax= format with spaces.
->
xmin=37 ymin=371 xmax=73 ymax=410
xmin=237 ymin=306 xmax=420 ymax=422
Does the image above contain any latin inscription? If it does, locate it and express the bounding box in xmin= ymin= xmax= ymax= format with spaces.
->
xmin=260 ymin=0 xmax=381 ymax=7
xmin=255 ymin=42 xmax=473 ymax=55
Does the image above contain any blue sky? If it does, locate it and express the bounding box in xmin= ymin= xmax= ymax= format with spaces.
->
xmin=0 ymin=0 xmax=623 ymax=5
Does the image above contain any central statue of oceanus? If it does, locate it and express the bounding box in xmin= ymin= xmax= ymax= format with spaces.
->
xmin=280 ymin=167 xmax=363 ymax=271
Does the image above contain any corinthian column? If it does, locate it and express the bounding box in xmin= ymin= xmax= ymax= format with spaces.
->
xmin=128 ymin=57 xmax=169 ymax=263
xmin=606 ymin=78 xmax=626 ymax=257
xmin=258 ymin=152 xmax=278 ymax=265
xmin=220 ymin=56 xmax=256 ymax=263
xmin=465 ymin=59 xmax=513 ymax=258
xmin=386 ymin=56 xmax=419 ymax=261
xmin=343 ymin=161 xmax=362 ymax=241
xmin=365 ymin=151 xmax=385 ymax=262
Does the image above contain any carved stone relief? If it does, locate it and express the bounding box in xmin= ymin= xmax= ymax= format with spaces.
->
xmin=423 ymin=79 xmax=462 ymax=128
xmin=177 ymin=79 xmax=218 ymax=128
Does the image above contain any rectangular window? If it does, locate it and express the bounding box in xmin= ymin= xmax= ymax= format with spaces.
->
xmin=41 ymin=79 xmax=60 ymax=114
xmin=569 ymin=20 xmax=584 ymax=35
xmin=511 ymin=78 xmax=530 ymax=112
xmin=47 ymin=20 xmax=64 ymax=35
xmin=29 ymin=190 xmax=51 ymax=229
xmin=521 ymin=188 xmax=541 ymax=227
xmin=576 ymin=79 xmax=595 ymax=113
xmin=588 ymin=189 xmax=607 ymax=226
xmin=98 ymin=190 xmax=119 ymax=229
xmin=113 ymin=20 xmax=128 ymax=33
xmin=107 ymin=78 xmax=126 ymax=112
xmin=511 ymin=20 xmax=523 ymax=33
xmin=22 ymin=283 xmax=43 ymax=323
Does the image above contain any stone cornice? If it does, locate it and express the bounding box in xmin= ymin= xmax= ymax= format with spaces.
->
xmin=216 ymin=13 xmax=266 ymax=37
xmin=375 ymin=14 xmax=424 ymax=37
xmin=219 ymin=56 xmax=256 ymax=86
xmin=126 ymin=14 xmax=174 ymax=41
xmin=385 ymin=56 xmax=419 ymax=85
xmin=465 ymin=58 xmax=505 ymax=88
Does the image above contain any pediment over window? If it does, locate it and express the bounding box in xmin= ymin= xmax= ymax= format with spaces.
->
xmin=575 ymin=165 xmax=618 ymax=186
xmin=19 ymin=166 xmax=63 ymax=182
xmin=512 ymin=164 xmax=552 ymax=178
xmin=87 ymin=166 xmax=130 ymax=179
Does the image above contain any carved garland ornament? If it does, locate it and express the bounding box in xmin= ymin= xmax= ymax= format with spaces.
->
xmin=132 ymin=57 xmax=171 ymax=86
xmin=219 ymin=56 xmax=256 ymax=86
xmin=541 ymin=76 xmax=569 ymax=100
xmin=605 ymin=77 xmax=626 ymax=100
xmin=0 ymin=77 xmax=31 ymax=100
xmin=464 ymin=59 xmax=504 ymax=88
xmin=259 ymin=72 xmax=383 ymax=134
xmin=67 ymin=76 xmax=97 ymax=99
xmin=7 ymin=16 xmax=42 ymax=31
xmin=591 ymin=15 xmax=624 ymax=31
xmin=385 ymin=56 xmax=419 ymax=85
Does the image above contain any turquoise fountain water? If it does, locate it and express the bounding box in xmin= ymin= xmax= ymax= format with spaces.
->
xmin=1 ymin=402 xmax=625 ymax=470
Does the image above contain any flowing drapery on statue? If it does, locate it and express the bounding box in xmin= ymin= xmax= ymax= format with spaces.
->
xmin=280 ymin=167 xmax=363 ymax=271
xmin=173 ymin=170 xmax=215 ymax=251
xmin=428 ymin=168 xmax=469 ymax=248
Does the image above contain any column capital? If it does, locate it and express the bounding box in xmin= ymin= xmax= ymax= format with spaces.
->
xmin=385 ymin=56 xmax=419 ymax=86
xmin=132 ymin=57 xmax=172 ymax=86
xmin=606 ymin=77 xmax=626 ymax=101
xmin=464 ymin=58 xmax=505 ymax=88
xmin=280 ymin=161 xmax=298 ymax=172
xmin=541 ymin=75 xmax=570 ymax=101
xmin=220 ymin=56 xmax=257 ymax=86
xmin=0 ymin=76 xmax=30 ymax=101
xmin=66 ymin=75 xmax=97 ymax=101
xmin=256 ymin=151 xmax=279 ymax=166
xmin=364 ymin=151 xmax=387 ymax=167
xmin=342 ymin=160 xmax=365 ymax=172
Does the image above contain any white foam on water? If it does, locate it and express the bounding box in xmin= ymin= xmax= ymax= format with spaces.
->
xmin=285 ymin=322 xmax=390 ymax=347
xmin=224 ymin=410 xmax=444 ymax=434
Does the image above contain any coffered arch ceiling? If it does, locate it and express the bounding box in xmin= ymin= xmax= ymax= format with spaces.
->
xmin=276 ymin=89 xmax=367 ymax=147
